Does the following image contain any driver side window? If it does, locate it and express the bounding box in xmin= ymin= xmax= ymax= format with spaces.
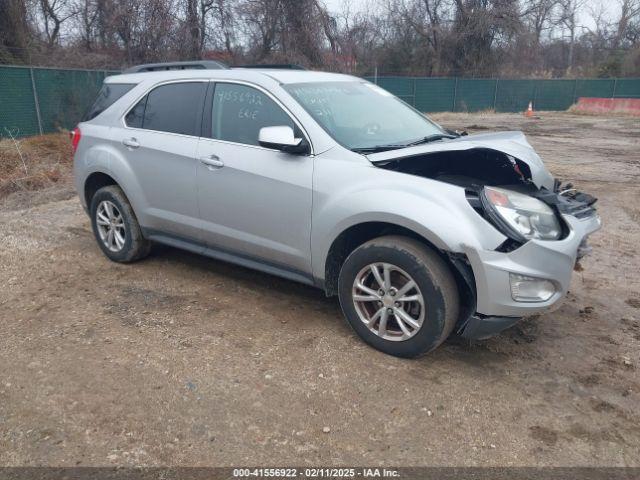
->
xmin=209 ymin=83 xmax=295 ymax=147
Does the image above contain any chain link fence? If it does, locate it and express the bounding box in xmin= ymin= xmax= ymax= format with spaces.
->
xmin=0 ymin=65 xmax=119 ymax=138
xmin=2 ymin=64 xmax=640 ymax=138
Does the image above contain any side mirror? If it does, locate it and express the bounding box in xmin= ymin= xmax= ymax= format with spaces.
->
xmin=259 ymin=126 xmax=310 ymax=154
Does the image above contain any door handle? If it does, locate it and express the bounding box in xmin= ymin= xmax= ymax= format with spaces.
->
xmin=123 ymin=138 xmax=140 ymax=149
xmin=200 ymin=155 xmax=224 ymax=169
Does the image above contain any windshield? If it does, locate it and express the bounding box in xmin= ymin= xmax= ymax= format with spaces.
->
xmin=284 ymin=81 xmax=445 ymax=151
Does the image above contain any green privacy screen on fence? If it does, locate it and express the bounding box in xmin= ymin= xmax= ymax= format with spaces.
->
xmin=1 ymin=64 xmax=640 ymax=137
xmin=366 ymin=76 xmax=640 ymax=113
xmin=0 ymin=65 xmax=119 ymax=137
xmin=0 ymin=66 xmax=40 ymax=137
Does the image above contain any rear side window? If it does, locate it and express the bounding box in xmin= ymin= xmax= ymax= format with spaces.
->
xmin=83 ymin=83 xmax=135 ymax=121
xmin=125 ymin=82 xmax=207 ymax=136
xmin=125 ymin=97 xmax=146 ymax=128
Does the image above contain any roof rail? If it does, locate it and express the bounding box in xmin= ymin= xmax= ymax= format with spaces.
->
xmin=234 ymin=64 xmax=307 ymax=70
xmin=123 ymin=60 xmax=228 ymax=73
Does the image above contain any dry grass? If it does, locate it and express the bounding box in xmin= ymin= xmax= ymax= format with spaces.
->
xmin=0 ymin=132 xmax=72 ymax=198
xmin=430 ymin=109 xmax=498 ymax=121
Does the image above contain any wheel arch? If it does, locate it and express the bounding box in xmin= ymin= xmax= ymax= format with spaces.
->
xmin=78 ymin=139 xmax=147 ymax=221
xmin=323 ymin=220 xmax=458 ymax=287
xmin=84 ymin=171 xmax=119 ymax=208
xmin=321 ymin=221 xmax=477 ymax=332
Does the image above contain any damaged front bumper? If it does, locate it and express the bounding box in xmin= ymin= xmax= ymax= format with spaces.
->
xmin=458 ymin=212 xmax=601 ymax=338
xmin=459 ymin=314 xmax=523 ymax=340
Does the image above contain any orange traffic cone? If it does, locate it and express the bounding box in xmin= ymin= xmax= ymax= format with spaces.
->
xmin=524 ymin=101 xmax=534 ymax=117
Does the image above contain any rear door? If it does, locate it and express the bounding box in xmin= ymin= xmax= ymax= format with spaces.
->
xmin=111 ymin=81 xmax=207 ymax=241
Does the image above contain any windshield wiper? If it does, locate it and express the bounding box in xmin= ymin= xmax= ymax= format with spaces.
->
xmin=351 ymin=144 xmax=406 ymax=153
xmin=351 ymin=133 xmax=457 ymax=154
xmin=405 ymin=133 xmax=457 ymax=146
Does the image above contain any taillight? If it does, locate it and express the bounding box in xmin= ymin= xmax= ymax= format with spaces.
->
xmin=70 ymin=126 xmax=82 ymax=155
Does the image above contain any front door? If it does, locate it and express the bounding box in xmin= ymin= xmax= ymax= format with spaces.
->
xmin=196 ymin=82 xmax=314 ymax=276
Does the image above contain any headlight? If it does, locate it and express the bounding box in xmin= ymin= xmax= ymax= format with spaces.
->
xmin=481 ymin=186 xmax=562 ymax=241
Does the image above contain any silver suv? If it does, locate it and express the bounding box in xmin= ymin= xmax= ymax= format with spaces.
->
xmin=72 ymin=63 xmax=601 ymax=358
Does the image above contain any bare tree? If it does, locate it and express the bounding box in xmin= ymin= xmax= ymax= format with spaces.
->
xmin=322 ymin=0 xmax=381 ymax=72
xmin=4 ymin=0 xmax=640 ymax=77
xmin=37 ymin=0 xmax=76 ymax=46
xmin=185 ymin=0 xmax=202 ymax=58
xmin=521 ymin=0 xmax=558 ymax=46
xmin=614 ymin=0 xmax=640 ymax=47
xmin=236 ymin=0 xmax=329 ymax=65
xmin=557 ymin=0 xmax=587 ymax=71
xmin=449 ymin=0 xmax=521 ymax=75
xmin=237 ymin=0 xmax=280 ymax=60
xmin=0 ymin=0 xmax=32 ymax=61
xmin=73 ymin=0 xmax=100 ymax=50
xmin=386 ymin=0 xmax=451 ymax=74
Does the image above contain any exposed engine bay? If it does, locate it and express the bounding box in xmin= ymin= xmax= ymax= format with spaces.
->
xmin=374 ymin=147 xmax=598 ymax=256
xmin=375 ymin=147 xmax=533 ymax=189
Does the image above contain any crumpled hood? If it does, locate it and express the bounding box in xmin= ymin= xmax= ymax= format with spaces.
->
xmin=366 ymin=131 xmax=555 ymax=190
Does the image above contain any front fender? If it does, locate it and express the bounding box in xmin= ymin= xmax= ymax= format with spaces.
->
xmin=311 ymin=171 xmax=507 ymax=282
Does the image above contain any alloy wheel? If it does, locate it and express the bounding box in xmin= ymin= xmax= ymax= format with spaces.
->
xmin=96 ymin=200 xmax=126 ymax=252
xmin=352 ymin=262 xmax=425 ymax=341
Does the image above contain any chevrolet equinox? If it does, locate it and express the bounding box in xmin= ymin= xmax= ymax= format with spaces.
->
xmin=72 ymin=63 xmax=601 ymax=358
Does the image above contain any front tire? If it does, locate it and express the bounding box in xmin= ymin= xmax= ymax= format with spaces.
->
xmin=90 ymin=185 xmax=151 ymax=263
xmin=338 ymin=236 xmax=459 ymax=358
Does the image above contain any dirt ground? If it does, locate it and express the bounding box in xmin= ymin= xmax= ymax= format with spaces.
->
xmin=0 ymin=112 xmax=639 ymax=467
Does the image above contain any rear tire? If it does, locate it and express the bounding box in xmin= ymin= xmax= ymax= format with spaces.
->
xmin=90 ymin=185 xmax=151 ymax=263
xmin=338 ymin=236 xmax=459 ymax=358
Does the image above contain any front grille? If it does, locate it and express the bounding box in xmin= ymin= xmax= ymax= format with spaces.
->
xmin=534 ymin=188 xmax=598 ymax=220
